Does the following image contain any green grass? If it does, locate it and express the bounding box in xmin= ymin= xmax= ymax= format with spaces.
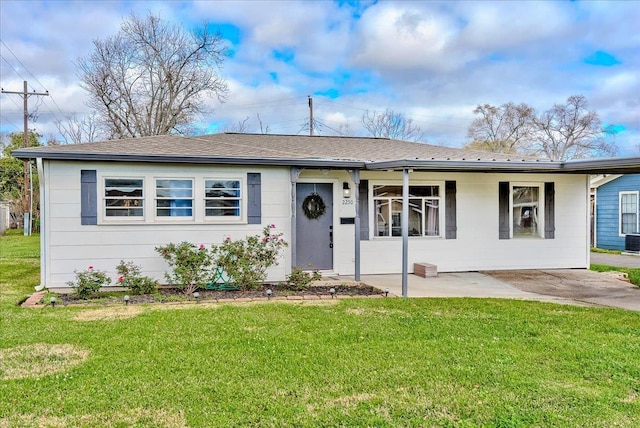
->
xmin=1 ymin=232 xmax=640 ymax=427
xmin=591 ymin=264 xmax=640 ymax=287
xmin=590 ymin=247 xmax=622 ymax=255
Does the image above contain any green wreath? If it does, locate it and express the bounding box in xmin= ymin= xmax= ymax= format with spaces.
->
xmin=302 ymin=193 xmax=326 ymax=220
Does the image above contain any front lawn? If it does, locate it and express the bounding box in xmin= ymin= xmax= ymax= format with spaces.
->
xmin=591 ymin=264 xmax=640 ymax=287
xmin=1 ymin=232 xmax=639 ymax=427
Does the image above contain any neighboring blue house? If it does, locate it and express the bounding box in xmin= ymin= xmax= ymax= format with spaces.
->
xmin=593 ymin=174 xmax=640 ymax=250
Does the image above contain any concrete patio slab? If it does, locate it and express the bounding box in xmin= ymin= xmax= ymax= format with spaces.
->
xmin=341 ymin=272 xmax=588 ymax=306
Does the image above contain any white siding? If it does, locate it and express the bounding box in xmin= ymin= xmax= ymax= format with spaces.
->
xmin=42 ymin=161 xmax=292 ymax=288
xmin=300 ymin=170 xmax=589 ymax=275
xmin=41 ymin=162 xmax=590 ymax=289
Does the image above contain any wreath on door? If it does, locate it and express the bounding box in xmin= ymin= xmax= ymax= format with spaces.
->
xmin=302 ymin=193 xmax=326 ymax=220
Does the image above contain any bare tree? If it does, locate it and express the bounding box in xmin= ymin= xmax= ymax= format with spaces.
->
xmin=55 ymin=112 xmax=104 ymax=144
xmin=465 ymin=103 xmax=534 ymax=154
xmin=532 ymin=95 xmax=616 ymax=160
xmin=222 ymin=114 xmax=270 ymax=134
xmin=76 ymin=13 xmax=228 ymax=139
xmin=361 ymin=109 xmax=424 ymax=142
xmin=223 ymin=116 xmax=251 ymax=133
xmin=337 ymin=122 xmax=356 ymax=137
xmin=256 ymin=113 xmax=270 ymax=134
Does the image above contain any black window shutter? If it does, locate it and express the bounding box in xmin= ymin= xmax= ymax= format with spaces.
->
xmin=359 ymin=180 xmax=369 ymax=240
xmin=445 ymin=181 xmax=457 ymax=239
xmin=81 ymin=170 xmax=97 ymax=225
xmin=247 ymin=173 xmax=262 ymax=224
xmin=499 ymin=182 xmax=510 ymax=239
xmin=545 ymin=182 xmax=555 ymax=239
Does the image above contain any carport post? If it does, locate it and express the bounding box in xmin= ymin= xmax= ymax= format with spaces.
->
xmin=352 ymin=169 xmax=361 ymax=282
xmin=402 ymin=168 xmax=409 ymax=297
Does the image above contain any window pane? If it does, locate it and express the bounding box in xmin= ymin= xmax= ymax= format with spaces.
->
xmin=104 ymin=178 xmax=143 ymax=218
xmin=156 ymin=180 xmax=193 ymax=217
xmin=408 ymin=199 xmax=423 ymax=236
xmin=204 ymin=180 xmax=241 ymax=218
xmin=205 ymin=180 xmax=240 ymax=198
xmin=391 ymin=200 xmax=403 ymax=236
xmin=157 ymin=208 xmax=193 ymax=217
xmin=206 ymin=199 xmax=240 ymax=216
xmin=374 ymin=200 xmax=389 ymax=236
xmin=424 ymin=200 xmax=439 ymax=236
xmin=621 ymin=194 xmax=638 ymax=234
xmin=106 ymin=208 xmax=143 ymax=217
xmin=410 ymin=186 xmax=439 ymax=197
xmin=373 ymin=185 xmax=401 ymax=198
xmin=513 ymin=186 xmax=539 ymax=237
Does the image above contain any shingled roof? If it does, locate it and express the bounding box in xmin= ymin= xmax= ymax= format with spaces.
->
xmin=12 ymin=133 xmax=640 ymax=174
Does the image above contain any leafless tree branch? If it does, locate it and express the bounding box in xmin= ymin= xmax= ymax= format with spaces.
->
xmin=361 ymin=109 xmax=424 ymax=142
xmin=76 ymin=13 xmax=229 ymax=139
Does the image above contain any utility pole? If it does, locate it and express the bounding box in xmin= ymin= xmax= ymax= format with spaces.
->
xmin=308 ymin=95 xmax=314 ymax=136
xmin=1 ymin=81 xmax=49 ymax=235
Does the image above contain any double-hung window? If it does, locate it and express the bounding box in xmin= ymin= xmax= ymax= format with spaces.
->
xmin=373 ymin=184 xmax=441 ymax=237
xmin=104 ymin=178 xmax=144 ymax=218
xmin=620 ymin=192 xmax=639 ymax=235
xmin=156 ymin=179 xmax=193 ymax=218
xmin=204 ymin=179 xmax=241 ymax=218
xmin=512 ymin=185 xmax=540 ymax=238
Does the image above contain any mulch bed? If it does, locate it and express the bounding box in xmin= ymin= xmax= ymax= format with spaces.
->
xmin=52 ymin=283 xmax=383 ymax=306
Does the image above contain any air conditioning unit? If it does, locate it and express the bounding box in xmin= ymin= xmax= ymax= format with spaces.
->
xmin=625 ymin=234 xmax=640 ymax=252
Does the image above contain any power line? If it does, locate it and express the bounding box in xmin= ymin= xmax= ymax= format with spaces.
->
xmin=0 ymin=114 xmax=21 ymax=131
xmin=1 ymin=81 xmax=49 ymax=236
xmin=0 ymin=40 xmax=47 ymax=92
xmin=0 ymin=53 xmax=26 ymax=81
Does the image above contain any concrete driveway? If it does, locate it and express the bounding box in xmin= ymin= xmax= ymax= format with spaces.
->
xmin=483 ymin=269 xmax=640 ymax=311
xmin=353 ymin=269 xmax=640 ymax=311
xmin=591 ymin=252 xmax=640 ymax=268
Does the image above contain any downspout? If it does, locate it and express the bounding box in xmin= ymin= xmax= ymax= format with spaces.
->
xmin=351 ymin=170 xmax=361 ymax=281
xmin=35 ymin=158 xmax=46 ymax=292
xmin=586 ymin=175 xmax=592 ymax=268
xmin=402 ymin=168 xmax=409 ymax=297
xmin=290 ymin=167 xmax=301 ymax=268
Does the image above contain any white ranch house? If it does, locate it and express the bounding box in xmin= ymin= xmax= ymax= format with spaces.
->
xmin=13 ymin=133 xmax=640 ymax=294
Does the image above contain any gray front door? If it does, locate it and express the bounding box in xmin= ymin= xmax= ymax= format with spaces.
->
xmin=296 ymin=183 xmax=333 ymax=270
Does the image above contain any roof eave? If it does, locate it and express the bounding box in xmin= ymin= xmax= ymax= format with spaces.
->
xmin=367 ymin=157 xmax=640 ymax=174
xmin=366 ymin=159 xmax=563 ymax=172
xmin=10 ymin=150 xmax=365 ymax=169
xmin=560 ymin=157 xmax=640 ymax=174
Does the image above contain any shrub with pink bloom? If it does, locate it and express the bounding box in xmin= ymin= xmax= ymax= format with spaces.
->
xmin=155 ymin=242 xmax=214 ymax=295
xmin=67 ymin=266 xmax=110 ymax=298
xmin=116 ymin=260 xmax=158 ymax=295
xmin=212 ymin=225 xmax=288 ymax=290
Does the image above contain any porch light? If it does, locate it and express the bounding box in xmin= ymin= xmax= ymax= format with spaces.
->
xmin=384 ymin=288 xmax=389 ymax=297
xmin=329 ymin=287 xmax=336 ymax=298
xmin=50 ymin=296 xmax=56 ymax=307
xmin=266 ymin=288 xmax=272 ymax=299
xmin=124 ymin=295 xmax=130 ymax=305
xmin=193 ymin=291 xmax=200 ymax=302
xmin=342 ymin=182 xmax=351 ymax=198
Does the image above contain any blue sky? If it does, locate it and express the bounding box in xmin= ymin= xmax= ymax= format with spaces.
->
xmin=1 ymin=0 xmax=639 ymax=155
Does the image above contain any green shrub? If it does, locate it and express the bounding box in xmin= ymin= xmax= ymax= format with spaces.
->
xmin=66 ymin=266 xmax=111 ymax=298
xmin=115 ymin=260 xmax=158 ymax=295
xmin=155 ymin=242 xmax=214 ymax=295
xmin=286 ymin=267 xmax=322 ymax=291
xmin=212 ymin=225 xmax=288 ymax=290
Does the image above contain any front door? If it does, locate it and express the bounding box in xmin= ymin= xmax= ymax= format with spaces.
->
xmin=296 ymin=183 xmax=333 ymax=270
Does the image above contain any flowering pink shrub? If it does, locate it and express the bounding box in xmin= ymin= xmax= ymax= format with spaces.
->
xmin=212 ymin=225 xmax=288 ymax=290
xmin=66 ymin=266 xmax=110 ymax=298
xmin=115 ymin=260 xmax=158 ymax=295
xmin=155 ymin=242 xmax=214 ymax=295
